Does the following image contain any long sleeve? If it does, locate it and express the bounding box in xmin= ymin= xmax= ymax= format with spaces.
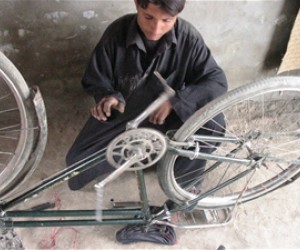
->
xmin=81 ymin=38 xmax=125 ymax=105
xmin=170 ymin=36 xmax=227 ymax=122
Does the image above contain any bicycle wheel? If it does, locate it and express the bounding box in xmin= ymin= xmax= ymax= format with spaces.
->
xmin=158 ymin=76 xmax=300 ymax=209
xmin=0 ymin=51 xmax=36 ymax=197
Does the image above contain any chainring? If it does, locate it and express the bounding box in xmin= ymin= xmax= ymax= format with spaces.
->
xmin=106 ymin=128 xmax=167 ymax=171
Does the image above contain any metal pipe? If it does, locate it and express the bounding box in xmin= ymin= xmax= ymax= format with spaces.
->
xmin=1 ymin=149 xmax=107 ymax=211
xmin=170 ymin=147 xmax=253 ymax=165
xmin=2 ymin=218 xmax=145 ymax=228
xmin=6 ymin=209 xmax=143 ymax=218
xmin=136 ymin=170 xmax=152 ymax=221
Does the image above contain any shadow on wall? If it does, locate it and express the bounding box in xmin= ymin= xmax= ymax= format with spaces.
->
xmin=263 ymin=0 xmax=300 ymax=70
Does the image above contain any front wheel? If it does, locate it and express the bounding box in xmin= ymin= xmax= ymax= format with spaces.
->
xmin=158 ymin=76 xmax=300 ymax=209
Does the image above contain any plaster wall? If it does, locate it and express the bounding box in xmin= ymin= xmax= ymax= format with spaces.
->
xmin=0 ymin=0 xmax=299 ymax=90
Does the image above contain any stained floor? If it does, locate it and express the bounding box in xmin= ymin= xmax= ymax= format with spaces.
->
xmin=1 ymin=77 xmax=297 ymax=249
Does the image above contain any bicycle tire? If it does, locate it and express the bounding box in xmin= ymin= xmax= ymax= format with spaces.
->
xmin=158 ymin=76 xmax=300 ymax=209
xmin=0 ymin=51 xmax=36 ymax=197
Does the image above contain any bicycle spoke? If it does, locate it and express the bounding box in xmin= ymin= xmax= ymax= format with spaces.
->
xmin=0 ymin=107 xmax=19 ymax=115
xmin=0 ymin=92 xmax=12 ymax=101
xmin=0 ymin=151 xmax=14 ymax=156
xmin=159 ymin=77 xmax=300 ymax=209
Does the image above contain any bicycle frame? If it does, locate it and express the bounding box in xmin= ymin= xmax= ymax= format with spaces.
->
xmin=0 ymin=138 xmax=238 ymax=229
xmin=1 ymin=156 xmax=149 ymax=228
xmin=0 ymin=71 xmax=240 ymax=229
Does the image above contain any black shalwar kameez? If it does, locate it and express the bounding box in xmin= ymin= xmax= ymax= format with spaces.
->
xmin=66 ymin=14 xmax=228 ymax=190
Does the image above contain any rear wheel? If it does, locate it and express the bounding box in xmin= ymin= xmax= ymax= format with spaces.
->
xmin=0 ymin=52 xmax=36 ymax=197
xmin=158 ymin=77 xmax=300 ymax=209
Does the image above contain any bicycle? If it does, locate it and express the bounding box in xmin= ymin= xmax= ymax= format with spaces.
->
xmin=0 ymin=50 xmax=299 ymax=248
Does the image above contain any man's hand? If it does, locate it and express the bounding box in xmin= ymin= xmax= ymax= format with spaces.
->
xmin=90 ymin=96 xmax=125 ymax=121
xmin=149 ymin=100 xmax=172 ymax=125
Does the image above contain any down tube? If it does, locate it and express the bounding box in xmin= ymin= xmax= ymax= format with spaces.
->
xmin=1 ymin=148 xmax=107 ymax=211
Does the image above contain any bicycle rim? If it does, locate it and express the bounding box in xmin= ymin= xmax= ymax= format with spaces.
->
xmin=0 ymin=52 xmax=35 ymax=196
xmin=158 ymin=76 xmax=300 ymax=209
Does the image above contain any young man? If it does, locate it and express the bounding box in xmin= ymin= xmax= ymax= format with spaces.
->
xmin=66 ymin=0 xmax=227 ymax=190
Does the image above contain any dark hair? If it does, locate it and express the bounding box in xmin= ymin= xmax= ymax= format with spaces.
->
xmin=136 ymin=0 xmax=186 ymax=16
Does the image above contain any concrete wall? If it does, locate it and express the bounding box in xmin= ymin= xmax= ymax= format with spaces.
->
xmin=0 ymin=0 xmax=299 ymax=90
xmin=0 ymin=1 xmax=299 ymax=186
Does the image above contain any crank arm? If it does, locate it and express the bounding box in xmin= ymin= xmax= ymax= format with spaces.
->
xmin=94 ymin=155 xmax=138 ymax=189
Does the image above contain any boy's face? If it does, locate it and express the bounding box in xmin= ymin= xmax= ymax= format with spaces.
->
xmin=135 ymin=2 xmax=178 ymax=41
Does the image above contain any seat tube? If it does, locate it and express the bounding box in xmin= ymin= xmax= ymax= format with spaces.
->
xmin=135 ymin=170 xmax=152 ymax=221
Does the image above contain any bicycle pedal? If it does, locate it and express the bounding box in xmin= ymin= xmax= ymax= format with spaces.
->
xmin=169 ymin=208 xmax=233 ymax=229
xmin=203 ymin=208 xmax=231 ymax=224
xmin=27 ymin=202 xmax=56 ymax=211
xmin=110 ymin=199 xmax=142 ymax=208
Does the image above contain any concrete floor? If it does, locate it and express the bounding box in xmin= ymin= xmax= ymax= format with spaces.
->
xmin=7 ymin=78 xmax=300 ymax=249
xmin=13 ymin=178 xmax=300 ymax=249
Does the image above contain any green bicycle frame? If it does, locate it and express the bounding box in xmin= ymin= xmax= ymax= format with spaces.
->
xmin=0 ymin=134 xmax=255 ymax=229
